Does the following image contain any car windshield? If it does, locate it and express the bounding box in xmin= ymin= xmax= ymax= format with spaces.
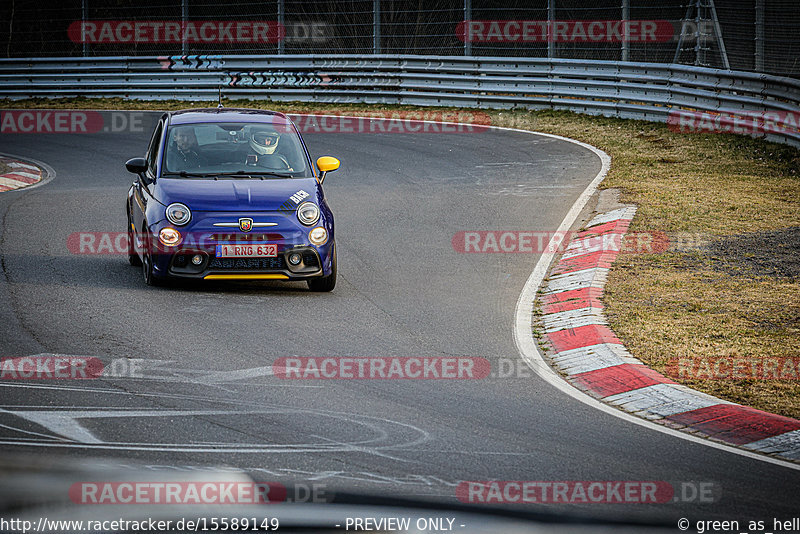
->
xmin=163 ymin=121 xmax=311 ymax=177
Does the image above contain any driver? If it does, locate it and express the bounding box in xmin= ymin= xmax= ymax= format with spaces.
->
xmin=168 ymin=126 xmax=202 ymax=170
xmin=245 ymin=127 xmax=290 ymax=169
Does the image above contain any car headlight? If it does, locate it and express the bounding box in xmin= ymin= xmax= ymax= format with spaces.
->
xmin=309 ymin=226 xmax=328 ymax=245
xmin=297 ymin=202 xmax=320 ymax=226
xmin=158 ymin=227 xmax=182 ymax=247
xmin=166 ymin=203 xmax=191 ymax=226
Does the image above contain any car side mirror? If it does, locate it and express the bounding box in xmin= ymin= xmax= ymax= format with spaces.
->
xmin=125 ymin=157 xmax=147 ymax=175
xmin=316 ymin=156 xmax=340 ymax=184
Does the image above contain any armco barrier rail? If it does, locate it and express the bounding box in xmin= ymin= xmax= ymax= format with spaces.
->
xmin=1 ymin=55 xmax=799 ymax=147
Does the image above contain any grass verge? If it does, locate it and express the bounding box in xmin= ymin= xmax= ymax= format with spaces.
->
xmin=3 ymin=97 xmax=799 ymax=417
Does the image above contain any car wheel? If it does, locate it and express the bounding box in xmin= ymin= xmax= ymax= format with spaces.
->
xmin=307 ymin=243 xmax=336 ymax=292
xmin=127 ymin=217 xmax=142 ymax=266
xmin=141 ymin=231 xmax=162 ymax=287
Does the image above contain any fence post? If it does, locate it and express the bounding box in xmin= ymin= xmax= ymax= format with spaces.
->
xmin=708 ymin=0 xmax=730 ymax=69
xmin=694 ymin=0 xmax=701 ymax=66
xmin=754 ymin=0 xmax=764 ymax=72
xmin=373 ymin=0 xmax=381 ymax=54
xmin=278 ymin=0 xmax=284 ymax=54
xmin=81 ymin=0 xmax=88 ymax=57
xmin=547 ymin=0 xmax=555 ymax=58
xmin=464 ymin=0 xmax=471 ymax=56
xmin=181 ymin=0 xmax=187 ymax=56
xmin=621 ymin=0 xmax=629 ymax=61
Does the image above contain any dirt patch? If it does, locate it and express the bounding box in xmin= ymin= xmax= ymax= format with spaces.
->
xmin=706 ymin=227 xmax=800 ymax=281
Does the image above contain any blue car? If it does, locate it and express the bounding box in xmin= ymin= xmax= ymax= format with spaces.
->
xmin=125 ymin=108 xmax=340 ymax=291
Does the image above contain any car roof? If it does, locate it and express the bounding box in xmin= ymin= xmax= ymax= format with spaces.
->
xmin=168 ymin=108 xmax=292 ymax=126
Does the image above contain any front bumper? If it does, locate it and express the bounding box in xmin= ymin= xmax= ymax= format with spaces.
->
xmin=147 ymin=211 xmax=334 ymax=281
xmin=165 ymin=245 xmax=327 ymax=280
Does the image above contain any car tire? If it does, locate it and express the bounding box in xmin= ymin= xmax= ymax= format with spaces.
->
xmin=127 ymin=216 xmax=142 ymax=267
xmin=307 ymin=243 xmax=336 ymax=292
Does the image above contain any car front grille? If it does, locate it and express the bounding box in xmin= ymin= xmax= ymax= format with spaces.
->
xmin=208 ymin=256 xmax=286 ymax=270
xmin=302 ymin=251 xmax=320 ymax=268
xmin=208 ymin=233 xmax=283 ymax=242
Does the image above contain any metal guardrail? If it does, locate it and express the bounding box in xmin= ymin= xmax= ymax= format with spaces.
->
xmin=1 ymin=55 xmax=799 ymax=147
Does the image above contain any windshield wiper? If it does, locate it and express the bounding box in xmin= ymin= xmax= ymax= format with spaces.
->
xmin=162 ymin=171 xmax=294 ymax=180
xmin=162 ymin=171 xmax=216 ymax=178
xmin=216 ymin=171 xmax=295 ymax=179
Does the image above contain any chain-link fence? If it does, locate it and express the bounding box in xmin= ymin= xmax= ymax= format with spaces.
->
xmin=2 ymin=0 xmax=798 ymax=78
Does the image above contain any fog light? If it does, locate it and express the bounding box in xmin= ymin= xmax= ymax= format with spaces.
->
xmin=309 ymin=226 xmax=328 ymax=245
xmin=288 ymin=252 xmax=302 ymax=266
xmin=158 ymin=227 xmax=182 ymax=247
xmin=191 ymin=254 xmax=203 ymax=265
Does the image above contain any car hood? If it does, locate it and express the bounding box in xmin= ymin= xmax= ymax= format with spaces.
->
xmin=153 ymin=177 xmax=321 ymax=211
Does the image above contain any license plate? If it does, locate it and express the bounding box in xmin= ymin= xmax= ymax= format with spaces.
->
xmin=215 ymin=244 xmax=278 ymax=258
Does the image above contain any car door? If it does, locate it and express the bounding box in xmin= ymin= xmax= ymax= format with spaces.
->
xmin=132 ymin=120 xmax=164 ymax=246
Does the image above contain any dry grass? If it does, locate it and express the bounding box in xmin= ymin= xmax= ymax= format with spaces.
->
xmin=3 ymin=97 xmax=799 ymax=416
xmin=604 ymin=253 xmax=800 ymax=418
xmin=0 ymin=162 xmax=10 ymax=175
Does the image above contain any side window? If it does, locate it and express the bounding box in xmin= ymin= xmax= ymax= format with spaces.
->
xmin=146 ymin=122 xmax=164 ymax=175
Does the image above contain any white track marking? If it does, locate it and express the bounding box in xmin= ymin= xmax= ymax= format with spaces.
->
xmin=0 ymin=405 xmax=431 ymax=454
xmin=0 ymin=177 xmax=30 ymax=188
xmin=551 ymin=343 xmax=639 ymax=375
xmin=540 ymin=308 xmax=607 ymax=332
xmin=744 ymin=430 xmax=800 ymax=459
xmin=11 ymin=412 xmax=102 ymax=443
xmin=4 ymin=170 xmax=39 ymax=179
xmin=603 ymin=383 xmax=730 ymax=419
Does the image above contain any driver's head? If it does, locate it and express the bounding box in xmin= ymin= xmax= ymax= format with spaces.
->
xmin=173 ymin=127 xmax=197 ymax=152
xmin=249 ymin=128 xmax=280 ymax=155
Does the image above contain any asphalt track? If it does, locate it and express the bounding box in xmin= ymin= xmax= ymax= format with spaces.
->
xmin=0 ymin=111 xmax=798 ymax=527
